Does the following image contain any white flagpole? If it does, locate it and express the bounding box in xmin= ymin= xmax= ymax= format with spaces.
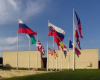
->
xmin=59 ymin=47 xmax=62 ymax=70
xmin=60 ymin=48 xmax=62 ymax=70
xmin=36 ymin=37 xmax=38 ymax=70
xmin=17 ymin=17 xmax=19 ymax=70
xmin=60 ymin=47 xmax=62 ymax=70
xmin=68 ymin=50 xmax=70 ymax=70
xmin=68 ymin=38 xmax=70 ymax=70
xmin=47 ymin=20 xmax=49 ymax=71
xmin=52 ymin=50 xmax=53 ymax=70
xmin=56 ymin=47 xmax=58 ymax=71
xmin=73 ymin=7 xmax=75 ymax=71
xmin=29 ymin=37 xmax=31 ymax=70
xmin=62 ymin=48 xmax=63 ymax=70
xmin=53 ymin=36 xmax=54 ymax=70
xmin=60 ymin=49 xmax=61 ymax=70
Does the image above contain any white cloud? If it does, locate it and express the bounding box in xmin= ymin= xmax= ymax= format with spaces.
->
xmin=0 ymin=36 xmax=23 ymax=45
xmin=7 ymin=0 xmax=18 ymax=9
xmin=0 ymin=44 xmax=30 ymax=57
xmin=0 ymin=44 xmax=28 ymax=51
xmin=0 ymin=45 xmax=16 ymax=51
xmin=5 ymin=37 xmax=18 ymax=44
xmin=0 ymin=0 xmax=49 ymax=25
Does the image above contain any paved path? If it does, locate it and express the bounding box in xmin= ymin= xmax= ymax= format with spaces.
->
xmin=0 ymin=70 xmax=52 ymax=79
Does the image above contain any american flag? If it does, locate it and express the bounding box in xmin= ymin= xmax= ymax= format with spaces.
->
xmin=36 ymin=40 xmax=45 ymax=55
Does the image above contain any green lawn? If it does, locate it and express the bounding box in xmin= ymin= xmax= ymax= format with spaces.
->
xmin=1 ymin=69 xmax=100 ymax=80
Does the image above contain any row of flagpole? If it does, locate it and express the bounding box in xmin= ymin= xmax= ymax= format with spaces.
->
xmin=16 ymin=8 xmax=82 ymax=71
xmin=17 ymin=18 xmax=68 ymax=71
xmin=47 ymin=8 xmax=77 ymax=71
xmin=47 ymin=21 xmax=64 ymax=71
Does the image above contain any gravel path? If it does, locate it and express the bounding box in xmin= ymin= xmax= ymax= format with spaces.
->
xmin=0 ymin=70 xmax=51 ymax=79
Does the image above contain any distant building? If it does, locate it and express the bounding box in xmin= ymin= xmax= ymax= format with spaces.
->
xmin=0 ymin=57 xmax=3 ymax=67
xmin=3 ymin=49 xmax=99 ymax=69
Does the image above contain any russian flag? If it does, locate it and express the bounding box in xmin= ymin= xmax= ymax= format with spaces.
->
xmin=18 ymin=19 xmax=37 ymax=36
xmin=48 ymin=22 xmax=65 ymax=41
xmin=75 ymin=11 xmax=83 ymax=38
xmin=48 ymin=22 xmax=65 ymax=49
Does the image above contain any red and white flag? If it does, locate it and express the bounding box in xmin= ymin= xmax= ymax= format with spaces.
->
xmin=74 ymin=22 xmax=81 ymax=49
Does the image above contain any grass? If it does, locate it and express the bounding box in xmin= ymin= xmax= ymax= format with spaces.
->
xmin=1 ymin=69 xmax=100 ymax=80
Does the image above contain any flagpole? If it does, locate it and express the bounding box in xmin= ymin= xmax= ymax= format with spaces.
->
xmin=60 ymin=48 xmax=61 ymax=70
xmin=60 ymin=47 xmax=62 ymax=70
xmin=56 ymin=47 xmax=58 ymax=71
xmin=17 ymin=17 xmax=19 ymax=70
xmin=62 ymin=48 xmax=63 ymax=70
xmin=73 ymin=7 xmax=75 ymax=71
xmin=47 ymin=20 xmax=49 ymax=71
xmin=52 ymin=50 xmax=53 ymax=70
xmin=68 ymin=38 xmax=70 ymax=70
xmin=28 ymin=37 xmax=31 ymax=70
xmin=53 ymin=36 xmax=54 ymax=70
xmin=36 ymin=37 xmax=38 ymax=70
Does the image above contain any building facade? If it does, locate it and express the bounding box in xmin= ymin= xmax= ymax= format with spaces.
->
xmin=48 ymin=49 xmax=99 ymax=69
xmin=3 ymin=51 xmax=44 ymax=68
xmin=3 ymin=49 xmax=99 ymax=69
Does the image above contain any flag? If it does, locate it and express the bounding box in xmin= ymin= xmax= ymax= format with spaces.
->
xmin=55 ymin=38 xmax=60 ymax=50
xmin=59 ymin=42 xmax=67 ymax=58
xmin=49 ymin=48 xmax=58 ymax=59
xmin=18 ymin=19 xmax=37 ymax=36
xmin=74 ymin=22 xmax=81 ymax=49
xmin=59 ymin=42 xmax=64 ymax=48
xmin=26 ymin=34 xmax=36 ymax=44
xmin=75 ymin=47 xmax=81 ymax=57
xmin=69 ymin=39 xmax=81 ymax=57
xmin=48 ymin=48 xmax=53 ymax=55
xmin=48 ymin=22 xmax=65 ymax=41
xmin=69 ymin=39 xmax=73 ymax=48
xmin=75 ymin=11 xmax=83 ymax=38
xmin=54 ymin=50 xmax=58 ymax=59
xmin=36 ymin=40 xmax=45 ymax=55
xmin=63 ymin=45 xmax=67 ymax=58
xmin=48 ymin=22 xmax=65 ymax=49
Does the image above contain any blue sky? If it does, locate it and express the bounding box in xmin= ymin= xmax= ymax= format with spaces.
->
xmin=0 ymin=0 xmax=100 ymax=59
